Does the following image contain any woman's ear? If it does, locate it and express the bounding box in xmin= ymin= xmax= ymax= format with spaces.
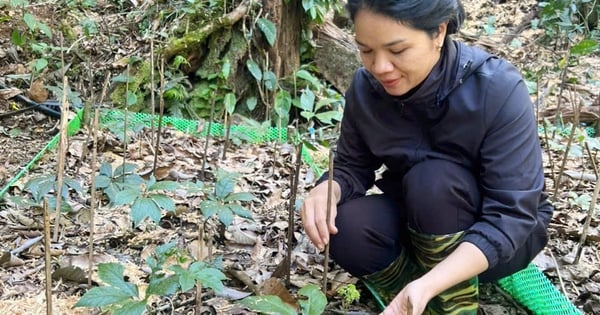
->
xmin=436 ymin=22 xmax=449 ymax=45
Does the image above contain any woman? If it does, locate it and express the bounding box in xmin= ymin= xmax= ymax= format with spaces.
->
xmin=300 ymin=1 xmax=553 ymax=314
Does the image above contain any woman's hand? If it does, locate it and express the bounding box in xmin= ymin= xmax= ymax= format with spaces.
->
xmin=381 ymin=279 xmax=433 ymax=315
xmin=300 ymin=180 xmax=341 ymax=251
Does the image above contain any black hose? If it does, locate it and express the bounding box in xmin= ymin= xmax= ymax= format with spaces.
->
xmin=0 ymin=83 xmax=61 ymax=119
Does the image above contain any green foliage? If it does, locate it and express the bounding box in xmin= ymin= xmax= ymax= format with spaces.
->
xmin=257 ymin=18 xmax=277 ymax=47
xmin=537 ymin=0 xmax=599 ymax=45
xmin=302 ymin=0 xmax=343 ymax=24
xmin=111 ymin=174 xmax=178 ymax=226
xmin=75 ymin=242 xmax=228 ymax=314
xmin=336 ymin=284 xmax=360 ymax=313
xmin=200 ymin=169 xmax=254 ymax=226
xmin=240 ymin=284 xmax=327 ymax=315
xmin=23 ymin=174 xmax=83 ymax=212
xmin=100 ymin=111 xmax=149 ymax=142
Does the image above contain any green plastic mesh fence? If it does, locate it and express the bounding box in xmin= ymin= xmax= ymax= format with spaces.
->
xmin=498 ymin=263 xmax=582 ymax=314
xmin=0 ymin=109 xmax=583 ymax=315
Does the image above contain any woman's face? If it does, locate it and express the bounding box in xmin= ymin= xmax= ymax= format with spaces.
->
xmin=354 ymin=9 xmax=447 ymax=96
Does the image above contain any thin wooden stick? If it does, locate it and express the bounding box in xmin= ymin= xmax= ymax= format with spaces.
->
xmin=122 ymin=63 xmax=130 ymax=182
xmin=549 ymin=250 xmax=569 ymax=299
xmin=551 ymin=90 xmax=581 ymax=203
xmin=201 ymin=92 xmax=216 ymax=180
xmin=574 ymin=142 xmax=599 ymax=264
xmin=150 ymin=38 xmax=156 ymax=145
xmin=88 ymin=108 xmax=100 ymax=287
xmin=195 ymin=221 xmax=204 ymax=315
xmin=153 ymin=58 xmax=165 ymax=174
xmin=286 ymin=142 xmax=303 ymax=286
xmin=52 ymin=37 xmax=70 ymax=242
xmin=43 ymin=198 xmax=53 ymax=315
xmin=322 ymin=147 xmax=334 ymax=293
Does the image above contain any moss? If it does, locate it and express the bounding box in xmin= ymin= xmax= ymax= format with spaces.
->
xmin=110 ymin=61 xmax=151 ymax=112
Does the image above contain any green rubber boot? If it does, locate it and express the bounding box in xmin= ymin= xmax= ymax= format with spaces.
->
xmin=361 ymin=246 xmax=422 ymax=310
xmin=410 ymin=229 xmax=479 ymax=315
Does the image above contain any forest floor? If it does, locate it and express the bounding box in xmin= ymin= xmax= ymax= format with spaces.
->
xmin=0 ymin=0 xmax=599 ymax=314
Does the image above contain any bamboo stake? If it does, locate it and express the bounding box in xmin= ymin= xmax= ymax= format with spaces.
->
xmin=322 ymin=147 xmax=334 ymax=293
xmin=88 ymin=108 xmax=100 ymax=287
xmin=43 ymin=198 xmax=53 ymax=315
xmin=285 ymin=142 xmax=303 ymax=286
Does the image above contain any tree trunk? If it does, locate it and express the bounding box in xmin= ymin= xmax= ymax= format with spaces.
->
xmin=313 ymin=21 xmax=361 ymax=93
xmin=263 ymin=0 xmax=303 ymax=79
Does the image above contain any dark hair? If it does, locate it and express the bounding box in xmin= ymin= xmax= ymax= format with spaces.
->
xmin=346 ymin=0 xmax=465 ymax=37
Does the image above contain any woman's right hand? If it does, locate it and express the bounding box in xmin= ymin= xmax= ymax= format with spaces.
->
xmin=300 ymin=180 xmax=341 ymax=251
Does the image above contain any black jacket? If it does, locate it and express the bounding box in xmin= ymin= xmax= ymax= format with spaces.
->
xmin=324 ymin=39 xmax=553 ymax=269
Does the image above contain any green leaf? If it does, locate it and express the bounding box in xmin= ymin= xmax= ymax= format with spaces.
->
xmin=33 ymin=58 xmax=48 ymax=73
xmin=217 ymin=207 xmax=235 ymax=226
xmin=74 ymin=287 xmax=131 ymax=308
xmin=298 ymin=284 xmax=327 ymax=315
xmin=131 ymin=197 xmax=162 ymax=225
xmin=227 ymin=204 xmax=253 ymax=219
xmin=240 ymin=296 xmax=297 ymax=315
xmin=170 ymin=265 xmax=196 ymax=292
xmin=149 ymin=194 xmax=175 ymax=212
xmin=97 ymin=263 xmax=139 ymax=298
xmin=246 ymin=59 xmax=262 ymax=81
xmin=146 ymin=275 xmax=179 ymax=296
xmin=274 ymin=90 xmax=292 ymax=119
xmin=114 ymin=188 xmax=140 ymax=206
xmin=257 ymin=18 xmax=277 ymax=47
xmin=200 ymin=200 xmax=222 ymax=218
xmin=126 ymin=91 xmax=137 ymax=106
xmin=570 ymin=39 xmax=598 ymax=56
xmin=115 ymin=163 xmax=137 ymax=176
xmin=224 ymin=92 xmax=237 ymax=114
xmin=113 ymin=300 xmax=147 ymax=315
xmin=99 ymin=162 xmax=112 ymax=176
xmin=148 ymin=180 xmax=178 ymax=191
xmin=302 ymin=0 xmax=314 ymax=12
xmin=221 ymin=59 xmax=231 ymax=79
xmin=193 ymin=266 xmax=227 ymax=292
xmin=246 ymin=97 xmax=257 ymax=111
xmin=298 ymin=89 xmax=315 ymax=111
xmin=296 ymin=70 xmax=319 ymax=87
xmin=23 ymin=13 xmax=36 ymax=31
xmin=300 ymin=111 xmax=315 ymax=120
xmin=37 ymin=22 xmax=52 ymax=38
xmin=10 ymin=29 xmax=25 ymax=46
xmin=263 ymin=71 xmax=277 ymax=91
xmin=315 ymin=111 xmax=342 ymax=124
xmin=224 ymin=192 xmax=255 ymax=202
xmin=215 ymin=171 xmax=237 ymax=198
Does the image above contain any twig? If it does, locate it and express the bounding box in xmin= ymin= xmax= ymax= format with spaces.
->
xmin=574 ymin=142 xmax=599 ymax=264
xmin=551 ymin=90 xmax=581 ymax=203
xmin=491 ymin=283 xmax=529 ymax=314
xmin=43 ymin=198 xmax=53 ymax=315
xmin=548 ymin=250 xmax=569 ymax=299
xmin=153 ymin=58 xmax=166 ymax=174
xmin=88 ymin=108 xmax=100 ymax=287
xmin=322 ymin=147 xmax=334 ymax=293
xmin=196 ymin=220 xmax=205 ymax=314
xmin=52 ymin=34 xmax=69 ymax=242
xmin=286 ymin=142 xmax=303 ymax=286
xmin=10 ymin=235 xmax=43 ymax=255
xmin=222 ymin=112 xmax=232 ymax=160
